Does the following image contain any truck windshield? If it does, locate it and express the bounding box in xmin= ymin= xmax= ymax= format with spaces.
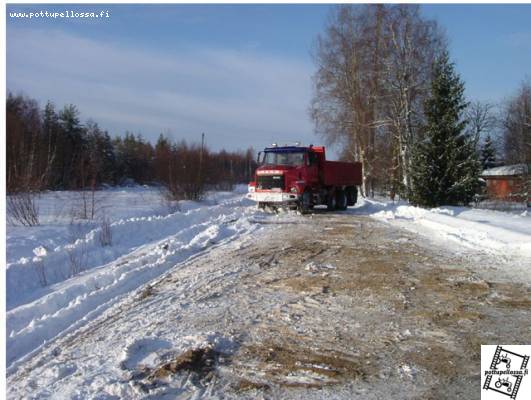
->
xmin=263 ymin=151 xmax=305 ymax=166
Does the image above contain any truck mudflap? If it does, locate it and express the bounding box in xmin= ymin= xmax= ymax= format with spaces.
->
xmin=246 ymin=191 xmax=299 ymax=203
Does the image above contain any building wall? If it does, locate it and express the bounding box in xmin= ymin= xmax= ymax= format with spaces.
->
xmin=485 ymin=176 xmax=528 ymax=202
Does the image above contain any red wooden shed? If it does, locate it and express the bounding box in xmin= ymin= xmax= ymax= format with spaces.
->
xmin=481 ymin=164 xmax=530 ymax=205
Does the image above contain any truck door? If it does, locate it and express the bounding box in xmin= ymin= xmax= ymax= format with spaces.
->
xmin=306 ymin=151 xmax=320 ymax=187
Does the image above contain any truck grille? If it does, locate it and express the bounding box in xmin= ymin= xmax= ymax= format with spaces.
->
xmin=257 ymin=175 xmax=284 ymax=190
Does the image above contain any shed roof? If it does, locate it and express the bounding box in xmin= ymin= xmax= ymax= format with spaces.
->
xmin=481 ymin=164 xmax=528 ymax=177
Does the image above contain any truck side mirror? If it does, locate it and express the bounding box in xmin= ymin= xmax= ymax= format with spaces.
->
xmin=257 ymin=152 xmax=262 ymax=164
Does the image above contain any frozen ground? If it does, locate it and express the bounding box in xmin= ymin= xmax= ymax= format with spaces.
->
xmin=6 ymin=188 xmax=531 ymax=399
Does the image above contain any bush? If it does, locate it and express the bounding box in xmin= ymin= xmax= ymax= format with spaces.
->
xmin=99 ymin=217 xmax=112 ymax=247
xmin=7 ymin=192 xmax=40 ymax=226
xmin=35 ymin=259 xmax=47 ymax=287
xmin=67 ymin=221 xmax=89 ymax=276
xmin=167 ymin=181 xmax=205 ymax=202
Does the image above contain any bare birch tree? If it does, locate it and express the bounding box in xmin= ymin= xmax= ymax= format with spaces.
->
xmin=466 ymin=101 xmax=497 ymax=151
xmin=311 ymin=4 xmax=445 ymax=198
xmin=503 ymin=81 xmax=531 ymax=164
xmin=311 ymin=5 xmax=387 ymax=196
xmin=383 ymin=5 xmax=445 ymax=196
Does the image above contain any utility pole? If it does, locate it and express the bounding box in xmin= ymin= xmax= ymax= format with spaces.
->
xmin=200 ymin=132 xmax=205 ymax=168
xmin=198 ymin=132 xmax=205 ymax=188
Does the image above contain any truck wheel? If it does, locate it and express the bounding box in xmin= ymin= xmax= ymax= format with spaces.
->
xmin=327 ymin=192 xmax=336 ymax=211
xmin=298 ymin=191 xmax=312 ymax=214
xmin=336 ymin=189 xmax=348 ymax=211
xmin=346 ymin=186 xmax=358 ymax=206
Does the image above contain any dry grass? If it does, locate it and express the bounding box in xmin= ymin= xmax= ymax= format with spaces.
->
xmin=234 ymin=378 xmax=270 ymax=392
xmin=235 ymin=340 xmax=366 ymax=388
xmin=138 ymin=285 xmax=155 ymax=300
xmin=405 ymin=344 xmax=460 ymax=379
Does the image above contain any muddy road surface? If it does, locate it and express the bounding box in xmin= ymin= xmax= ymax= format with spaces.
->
xmin=7 ymin=211 xmax=531 ymax=399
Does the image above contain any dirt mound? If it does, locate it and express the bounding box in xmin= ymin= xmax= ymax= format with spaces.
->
xmin=150 ymin=346 xmax=219 ymax=379
xmin=129 ymin=345 xmax=225 ymax=393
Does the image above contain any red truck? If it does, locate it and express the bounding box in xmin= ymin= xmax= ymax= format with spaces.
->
xmin=246 ymin=144 xmax=362 ymax=213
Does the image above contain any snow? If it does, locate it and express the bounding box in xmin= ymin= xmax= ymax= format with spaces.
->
xmin=6 ymin=185 xmax=531 ymax=393
xmin=32 ymin=246 xmax=48 ymax=257
xmin=6 ymin=185 xmax=268 ymax=369
xmin=6 ymin=187 xmax=246 ymax=308
xmin=349 ymin=197 xmax=531 ymax=259
xmin=119 ymin=333 xmax=237 ymax=371
xmin=305 ymin=261 xmax=336 ymax=272
xmin=481 ymin=163 xmax=529 ymax=176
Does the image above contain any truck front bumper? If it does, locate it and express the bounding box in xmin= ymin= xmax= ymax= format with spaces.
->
xmin=246 ymin=191 xmax=299 ymax=203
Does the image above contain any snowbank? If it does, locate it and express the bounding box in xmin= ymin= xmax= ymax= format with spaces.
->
xmin=350 ymin=197 xmax=531 ymax=258
xmin=6 ymin=187 xmax=245 ymax=308
xmin=6 ymin=187 xmax=265 ymax=368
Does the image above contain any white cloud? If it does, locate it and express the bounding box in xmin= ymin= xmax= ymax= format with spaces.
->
xmin=7 ymin=27 xmax=317 ymax=151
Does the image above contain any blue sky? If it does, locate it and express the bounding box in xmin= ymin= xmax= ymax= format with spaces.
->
xmin=7 ymin=4 xmax=531 ymax=153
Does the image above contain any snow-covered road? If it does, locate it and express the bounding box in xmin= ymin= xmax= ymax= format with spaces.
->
xmin=6 ymin=193 xmax=531 ymax=399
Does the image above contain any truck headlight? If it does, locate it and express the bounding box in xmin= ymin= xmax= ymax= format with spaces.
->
xmin=290 ymin=187 xmax=298 ymax=193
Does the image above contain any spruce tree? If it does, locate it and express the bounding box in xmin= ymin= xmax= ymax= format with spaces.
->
xmin=410 ymin=51 xmax=481 ymax=207
xmin=481 ymin=134 xmax=497 ymax=170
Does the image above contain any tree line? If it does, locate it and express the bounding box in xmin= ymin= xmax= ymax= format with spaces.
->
xmin=311 ymin=4 xmax=531 ymax=206
xmin=6 ymin=92 xmax=257 ymax=198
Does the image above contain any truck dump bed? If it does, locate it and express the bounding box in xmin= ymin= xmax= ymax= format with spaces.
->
xmin=323 ymin=161 xmax=362 ymax=187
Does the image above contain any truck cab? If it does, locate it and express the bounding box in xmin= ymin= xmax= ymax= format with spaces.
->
xmin=247 ymin=144 xmax=362 ymax=213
